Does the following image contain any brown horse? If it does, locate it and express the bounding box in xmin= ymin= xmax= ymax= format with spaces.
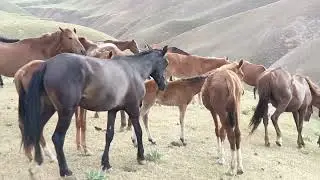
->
xmin=14 ymin=60 xmax=57 ymax=163
xmin=239 ymin=60 xmax=266 ymax=99
xmin=201 ymin=60 xmax=245 ymax=176
xmin=249 ymin=68 xmax=316 ymax=148
xmin=0 ymin=27 xmax=86 ymax=78
xmin=103 ymin=39 xmax=140 ymax=54
xmin=165 ymin=52 xmax=229 ymax=104
xmin=145 ymin=44 xmax=190 ymax=56
xmin=131 ymin=75 xmax=207 ymax=146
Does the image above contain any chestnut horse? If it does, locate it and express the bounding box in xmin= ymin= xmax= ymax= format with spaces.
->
xmin=131 ymin=75 xmax=208 ymax=146
xmin=239 ymin=60 xmax=266 ymax=99
xmin=201 ymin=60 xmax=245 ymax=176
xmin=249 ymin=68 xmax=317 ymax=148
xmin=0 ymin=36 xmax=20 ymax=87
xmin=0 ymin=27 xmax=85 ymax=78
xmin=103 ymin=39 xmax=140 ymax=54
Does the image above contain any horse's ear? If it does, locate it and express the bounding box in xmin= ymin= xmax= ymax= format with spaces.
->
xmin=59 ymin=27 xmax=64 ymax=32
xmin=146 ymin=44 xmax=152 ymax=50
xmin=238 ymin=59 xmax=244 ymax=68
xmin=73 ymin=28 xmax=77 ymax=34
xmin=162 ymin=45 xmax=168 ymax=55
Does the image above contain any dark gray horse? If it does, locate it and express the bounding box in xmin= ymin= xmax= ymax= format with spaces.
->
xmin=18 ymin=46 xmax=168 ymax=177
xmin=0 ymin=36 xmax=20 ymax=87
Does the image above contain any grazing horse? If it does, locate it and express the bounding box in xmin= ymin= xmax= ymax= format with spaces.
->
xmin=131 ymin=75 xmax=207 ymax=146
xmin=0 ymin=27 xmax=86 ymax=78
xmin=103 ymin=39 xmax=140 ymax=54
xmin=0 ymin=36 xmax=20 ymax=87
xmin=249 ymin=68 xmax=315 ymax=148
xmin=201 ymin=60 xmax=245 ymax=176
xmin=18 ymin=46 xmax=168 ymax=177
xmin=239 ymin=60 xmax=266 ymax=99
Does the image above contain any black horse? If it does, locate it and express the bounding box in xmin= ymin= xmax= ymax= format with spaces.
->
xmin=0 ymin=36 xmax=20 ymax=87
xmin=19 ymin=46 xmax=168 ymax=177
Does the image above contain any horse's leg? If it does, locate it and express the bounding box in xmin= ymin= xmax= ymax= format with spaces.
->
xmin=80 ymin=108 xmax=92 ymax=155
xmin=140 ymin=100 xmax=156 ymax=144
xmin=0 ymin=75 xmax=3 ymax=88
xmin=197 ymin=93 xmax=202 ymax=105
xmin=127 ymin=115 xmax=132 ymax=130
xmin=40 ymin=133 xmax=56 ymax=163
xmin=263 ymin=113 xmax=270 ymax=147
xmin=126 ymin=106 xmax=146 ymax=165
xmin=52 ymin=108 xmax=75 ymax=177
xmin=101 ymin=110 xmax=117 ymax=171
xmin=179 ymin=104 xmax=187 ymax=145
xmin=234 ymin=111 xmax=244 ymax=175
xmin=271 ymin=97 xmax=291 ymax=146
xmin=210 ymin=109 xmax=224 ymax=164
xmin=94 ymin=112 xmax=99 ymax=118
xmin=75 ymin=107 xmax=82 ymax=151
xmin=297 ymin=109 xmax=306 ymax=148
xmin=253 ymin=87 xmax=256 ymax=100
xmin=120 ymin=110 xmax=127 ymax=132
xmin=225 ymin=126 xmax=236 ymax=176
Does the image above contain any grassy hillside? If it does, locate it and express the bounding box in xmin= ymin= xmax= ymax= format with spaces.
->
xmin=0 ymin=10 xmax=113 ymax=41
xmin=10 ymin=0 xmax=320 ymax=68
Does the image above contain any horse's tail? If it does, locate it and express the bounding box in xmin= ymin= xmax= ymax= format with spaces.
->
xmin=305 ymin=77 xmax=320 ymax=96
xmin=249 ymin=81 xmax=270 ymax=134
xmin=20 ymin=63 xmax=47 ymax=165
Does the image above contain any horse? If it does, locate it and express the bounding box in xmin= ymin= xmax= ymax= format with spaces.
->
xmin=249 ymin=68 xmax=315 ymax=148
xmin=18 ymin=46 xmax=168 ymax=178
xmin=239 ymin=60 xmax=266 ymax=99
xmin=75 ymin=37 xmax=132 ymax=155
xmin=0 ymin=27 xmax=86 ymax=79
xmin=0 ymin=36 xmax=20 ymax=87
xmin=164 ymin=52 xmax=229 ymax=104
xmin=103 ymin=39 xmax=140 ymax=54
xmin=201 ymin=60 xmax=245 ymax=176
xmin=145 ymin=44 xmax=190 ymax=56
xmin=131 ymin=75 xmax=208 ymax=147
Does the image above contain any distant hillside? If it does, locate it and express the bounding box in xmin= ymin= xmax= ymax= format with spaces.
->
xmin=10 ymin=0 xmax=320 ymax=79
xmin=0 ymin=10 xmax=113 ymax=41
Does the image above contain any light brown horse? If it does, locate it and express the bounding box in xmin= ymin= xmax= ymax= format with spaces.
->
xmin=103 ymin=39 xmax=140 ymax=54
xmin=239 ymin=60 xmax=266 ymax=99
xmin=74 ymin=38 xmax=132 ymax=155
xmin=166 ymin=53 xmax=229 ymax=104
xmin=249 ymin=68 xmax=316 ymax=148
xmin=14 ymin=60 xmax=56 ymax=163
xmin=131 ymin=75 xmax=208 ymax=146
xmin=0 ymin=27 xmax=86 ymax=78
xmin=201 ymin=60 xmax=245 ymax=176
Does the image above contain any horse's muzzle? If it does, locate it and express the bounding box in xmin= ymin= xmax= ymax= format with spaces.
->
xmin=81 ymin=50 xmax=87 ymax=56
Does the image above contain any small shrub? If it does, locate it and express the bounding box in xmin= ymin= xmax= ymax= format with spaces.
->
xmin=86 ymin=170 xmax=108 ymax=180
xmin=145 ymin=149 xmax=163 ymax=163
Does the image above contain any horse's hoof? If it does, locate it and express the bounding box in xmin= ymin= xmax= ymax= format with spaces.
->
xmin=237 ymin=169 xmax=244 ymax=175
xmin=93 ymin=114 xmax=99 ymax=118
xmin=276 ymin=141 xmax=282 ymax=147
xmin=180 ymin=138 xmax=187 ymax=146
xmin=138 ymin=159 xmax=146 ymax=165
xmin=149 ymin=139 xmax=157 ymax=145
xmin=265 ymin=142 xmax=270 ymax=147
xmin=84 ymin=148 xmax=93 ymax=156
xmin=226 ymin=169 xmax=235 ymax=176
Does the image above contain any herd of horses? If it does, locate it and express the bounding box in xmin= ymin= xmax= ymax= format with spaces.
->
xmin=0 ymin=27 xmax=319 ymax=178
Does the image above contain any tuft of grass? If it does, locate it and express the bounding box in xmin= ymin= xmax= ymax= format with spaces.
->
xmin=85 ymin=170 xmax=108 ymax=180
xmin=145 ymin=149 xmax=163 ymax=163
xmin=241 ymin=109 xmax=251 ymax=115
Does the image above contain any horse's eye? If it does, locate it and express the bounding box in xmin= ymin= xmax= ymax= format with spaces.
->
xmin=69 ymin=37 xmax=72 ymax=40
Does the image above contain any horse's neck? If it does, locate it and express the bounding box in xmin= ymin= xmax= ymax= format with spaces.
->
xmin=28 ymin=32 xmax=62 ymax=58
xmin=127 ymin=54 xmax=154 ymax=80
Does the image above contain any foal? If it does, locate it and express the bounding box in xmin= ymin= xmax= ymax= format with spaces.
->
xmin=131 ymin=75 xmax=208 ymax=146
xmin=201 ymin=60 xmax=245 ymax=175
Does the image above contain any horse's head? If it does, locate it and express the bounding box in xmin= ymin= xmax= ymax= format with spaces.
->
xmin=58 ymin=27 xmax=86 ymax=55
xmin=150 ymin=45 xmax=169 ymax=91
xmin=221 ymin=59 xmax=244 ymax=79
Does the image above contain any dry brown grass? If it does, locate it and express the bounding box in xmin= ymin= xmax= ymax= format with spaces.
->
xmin=0 ymin=78 xmax=319 ymax=180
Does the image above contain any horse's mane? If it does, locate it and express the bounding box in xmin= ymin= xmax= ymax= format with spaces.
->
xmin=174 ymin=75 xmax=207 ymax=83
xmin=305 ymin=76 xmax=320 ymax=96
xmin=0 ymin=36 xmax=20 ymax=43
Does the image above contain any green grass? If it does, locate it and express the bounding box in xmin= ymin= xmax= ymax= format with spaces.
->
xmin=145 ymin=149 xmax=163 ymax=163
xmin=0 ymin=10 xmax=114 ymax=41
xmin=85 ymin=170 xmax=108 ymax=180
